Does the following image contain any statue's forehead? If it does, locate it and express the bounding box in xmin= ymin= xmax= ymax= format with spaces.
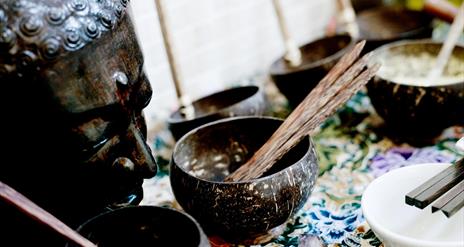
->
xmin=0 ymin=0 xmax=141 ymax=114
xmin=0 ymin=0 xmax=128 ymax=77
xmin=44 ymin=15 xmax=146 ymax=114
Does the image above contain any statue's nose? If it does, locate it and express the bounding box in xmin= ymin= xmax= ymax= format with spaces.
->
xmin=112 ymin=123 xmax=157 ymax=179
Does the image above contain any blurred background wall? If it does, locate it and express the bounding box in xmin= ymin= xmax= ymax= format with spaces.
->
xmin=130 ymin=0 xmax=335 ymax=123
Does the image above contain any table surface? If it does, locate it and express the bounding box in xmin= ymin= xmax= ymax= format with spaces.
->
xmin=140 ymin=81 xmax=463 ymax=247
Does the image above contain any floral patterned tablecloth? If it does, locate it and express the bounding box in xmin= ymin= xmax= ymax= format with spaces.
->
xmin=141 ymin=81 xmax=463 ymax=247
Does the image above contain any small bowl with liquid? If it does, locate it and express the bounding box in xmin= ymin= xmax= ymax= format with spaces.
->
xmin=367 ymin=40 xmax=464 ymax=144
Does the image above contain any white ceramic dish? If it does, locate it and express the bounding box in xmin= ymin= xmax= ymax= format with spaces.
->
xmin=362 ymin=163 xmax=464 ymax=247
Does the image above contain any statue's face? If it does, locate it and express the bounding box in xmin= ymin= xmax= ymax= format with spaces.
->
xmin=45 ymin=12 xmax=157 ymax=180
xmin=0 ymin=0 xmax=156 ymax=224
xmin=50 ymin=14 xmax=157 ymax=206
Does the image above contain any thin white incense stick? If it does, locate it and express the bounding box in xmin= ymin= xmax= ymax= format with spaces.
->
xmin=272 ymin=0 xmax=302 ymax=67
xmin=336 ymin=0 xmax=360 ymax=39
xmin=155 ymin=0 xmax=195 ymax=119
xmin=427 ymin=3 xmax=464 ymax=84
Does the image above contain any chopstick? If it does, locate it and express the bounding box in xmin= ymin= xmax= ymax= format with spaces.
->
xmin=431 ymin=180 xmax=464 ymax=217
xmin=427 ymin=137 xmax=464 ymax=217
xmin=226 ymin=41 xmax=380 ymax=182
xmin=407 ymin=159 xmax=464 ymax=209
xmin=439 ymin=187 xmax=464 ymax=218
xmin=405 ymin=158 xmax=463 ymax=208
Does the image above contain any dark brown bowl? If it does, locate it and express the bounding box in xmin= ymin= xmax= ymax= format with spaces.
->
xmin=367 ymin=40 xmax=464 ymax=144
xmin=357 ymin=6 xmax=434 ymax=53
xmin=67 ymin=206 xmax=210 ymax=247
xmin=270 ymin=34 xmax=354 ymax=108
xmin=170 ymin=116 xmax=318 ymax=242
xmin=167 ymin=85 xmax=267 ymax=140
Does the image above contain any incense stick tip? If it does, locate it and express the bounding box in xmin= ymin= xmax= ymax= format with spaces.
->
xmin=355 ymin=40 xmax=366 ymax=49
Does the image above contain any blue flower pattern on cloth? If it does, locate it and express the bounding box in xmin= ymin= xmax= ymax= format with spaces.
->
xmin=307 ymin=203 xmax=364 ymax=244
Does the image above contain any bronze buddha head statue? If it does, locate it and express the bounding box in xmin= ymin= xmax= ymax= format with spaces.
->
xmin=0 ymin=0 xmax=157 ymax=243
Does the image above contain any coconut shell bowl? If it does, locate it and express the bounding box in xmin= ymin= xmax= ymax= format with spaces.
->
xmin=270 ymin=34 xmax=354 ymax=108
xmin=167 ymin=85 xmax=267 ymax=141
xmin=367 ymin=40 xmax=464 ymax=144
xmin=357 ymin=6 xmax=434 ymax=53
xmin=68 ymin=206 xmax=210 ymax=247
xmin=170 ymin=116 xmax=318 ymax=242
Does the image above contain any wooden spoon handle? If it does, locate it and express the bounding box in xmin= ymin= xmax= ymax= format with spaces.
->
xmin=0 ymin=181 xmax=97 ymax=247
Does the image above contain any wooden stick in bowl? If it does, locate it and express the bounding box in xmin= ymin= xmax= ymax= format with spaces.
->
xmin=226 ymin=41 xmax=380 ymax=182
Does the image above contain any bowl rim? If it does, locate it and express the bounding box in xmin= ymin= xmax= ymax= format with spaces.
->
xmin=269 ymin=34 xmax=355 ymax=75
xmin=73 ymin=205 xmax=210 ymax=246
xmin=361 ymin=163 xmax=464 ymax=247
xmin=76 ymin=205 xmax=204 ymax=233
xmin=357 ymin=5 xmax=433 ymax=42
xmin=370 ymin=39 xmax=464 ymax=87
xmin=167 ymin=85 xmax=261 ymax=124
xmin=171 ymin=116 xmax=316 ymax=184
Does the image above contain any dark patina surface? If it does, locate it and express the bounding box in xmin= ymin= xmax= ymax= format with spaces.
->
xmin=68 ymin=206 xmax=210 ymax=247
xmin=270 ymin=34 xmax=354 ymax=108
xmin=167 ymin=85 xmax=268 ymax=140
xmin=351 ymin=0 xmax=382 ymax=12
xmin=0 ymin=0 xmax=156 ymax=245
xmin=170 ymin=116 xmax=319 ymax=242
